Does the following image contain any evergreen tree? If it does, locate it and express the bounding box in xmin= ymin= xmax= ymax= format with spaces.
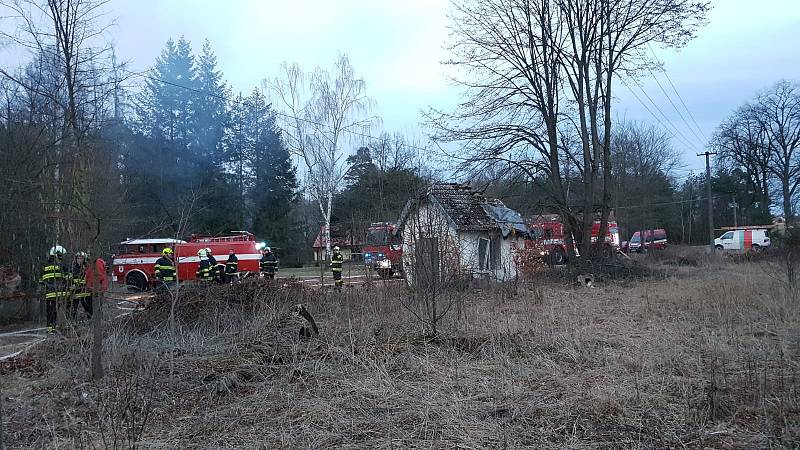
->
xmin=246 ymin=89 xmax=299 ymax=261
xmin=222 ymin=91 xmax=252 ymax=225
xmin=189 ymin=40 xmax=240 ymax=233
xmin=138 ymin=37 xmax=195 ymax=144
xmin=192 ymin=39 xmax=229 ymax=162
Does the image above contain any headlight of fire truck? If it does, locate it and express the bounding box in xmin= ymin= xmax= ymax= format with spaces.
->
xmin=540 ymin=250 xmax=548 ymax=256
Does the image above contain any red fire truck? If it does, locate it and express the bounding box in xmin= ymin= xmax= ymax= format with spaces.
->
xmin=526 ymin=216 xmax=620 ymax=265
xmin=361 ymin=222 xmax=403 ymax=279
xmin=111 ymin=232 xmax=261 ymax=290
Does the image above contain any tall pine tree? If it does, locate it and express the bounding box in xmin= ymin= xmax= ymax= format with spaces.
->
xmin=190 ymin=40 xmax=239 ymax=233
xmin=246 ymin=89 xmax=298 ymax=260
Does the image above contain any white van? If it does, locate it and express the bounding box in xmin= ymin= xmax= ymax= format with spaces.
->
xmin=714 ymin=228 xmax=771 ymax=252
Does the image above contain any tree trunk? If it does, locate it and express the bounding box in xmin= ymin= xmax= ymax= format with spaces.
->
xmin=91 ymin=290 xmax=104 ymax=380
xmin=783 ymin=177 xmax=793 ymax=220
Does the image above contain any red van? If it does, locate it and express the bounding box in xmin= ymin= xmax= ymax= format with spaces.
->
xmin=623 ymin=229 xmax=667 ymax=253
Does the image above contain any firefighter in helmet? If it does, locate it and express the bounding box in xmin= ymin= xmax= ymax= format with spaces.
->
xmin=40 ymin=245 xmax=68 ymax=331
xmin=154 ymin=247 xmax=176 ymax=290
xmin=196 ymin=248 xmax=212 ymax=281
xmin=331 ymin=246 xmax=344 ymax=288
xmin=225 ymin=249 xmax=239 ymax=282
xmin=205 ymin=247 xmax=223 ymax=283
xmin=69 ymin=251 xmax=93 ymax=319
xmin=260 ymin=246 xmax=278 ymax=279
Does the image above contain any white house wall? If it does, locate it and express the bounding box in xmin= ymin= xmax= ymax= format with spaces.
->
xmin=402 ymin=201 xmax=460 ymax=285
xmin=402 ymin=200 xmax=524 ymax=284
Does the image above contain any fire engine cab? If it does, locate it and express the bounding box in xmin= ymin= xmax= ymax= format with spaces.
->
xmin=526 ymin=216 xmax=620 ymax=265
xmin=362 ymin=222 xmax=403 ymax=279
xmin=111 ymin=232 xmax=261 ymax=290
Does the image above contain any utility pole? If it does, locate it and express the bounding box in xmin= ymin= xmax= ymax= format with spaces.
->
xmin=698 ymin=152 xmax=718 ymax=253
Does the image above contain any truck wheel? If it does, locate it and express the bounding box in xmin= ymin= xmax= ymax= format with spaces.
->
xmin=126 ymin=272 xmax=148 ymax=292
xmin=378 ymin=268 xmax=392 ymax=279
xmin=549 ymin=248 xmax=566 ymax=266
xmin=750 ymin=244 xmax=761 ymax=253
xmin=715 ymin=245 xmax=724 ymax=252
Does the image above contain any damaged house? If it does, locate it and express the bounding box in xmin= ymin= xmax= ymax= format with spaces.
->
xmin=397 ymin=183 xmax=528 ymax=285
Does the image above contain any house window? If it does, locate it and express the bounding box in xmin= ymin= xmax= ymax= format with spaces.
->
xmin=490 ymin=236 xmax=501 ymax=269
xmin=478 ymin=237 xmax=490 ymax=270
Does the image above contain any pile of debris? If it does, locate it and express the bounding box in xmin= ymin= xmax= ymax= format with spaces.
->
xmin=123 ymin=278 xmax=316 ymax=333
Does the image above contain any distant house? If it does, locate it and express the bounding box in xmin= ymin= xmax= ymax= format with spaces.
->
xmin=396 ymin=183 xmax=528 ymax=285
xmin=311 ymin=226 xmax=361 ymax=262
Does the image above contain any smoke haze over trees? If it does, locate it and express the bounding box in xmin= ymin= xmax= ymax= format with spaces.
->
xmin=0 ymin=1 xmax=429 ymax=280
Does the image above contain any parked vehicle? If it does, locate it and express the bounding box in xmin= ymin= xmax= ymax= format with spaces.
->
xmin=714 ymin=227 xmax=771 ymax=252
xmin=362 ymin=222 xmax=403 ymax=278
xmin=623 ymin=229 xmax=667 ymax=253
xmin=526 ymin=218 xmax=620 ymax=265
xmin=111 ymin=232 xmax=261 ymax=290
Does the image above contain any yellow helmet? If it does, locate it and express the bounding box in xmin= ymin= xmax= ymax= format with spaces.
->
xmin=162 ymin=248 xmax=173 ymax=256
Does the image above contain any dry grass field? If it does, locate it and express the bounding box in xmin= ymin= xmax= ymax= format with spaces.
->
xmin=1 ymin=253 xmax=799 ymax=449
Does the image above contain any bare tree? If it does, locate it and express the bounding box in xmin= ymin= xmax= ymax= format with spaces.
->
xmin=555 ymin=0 xmax=710 ymax=254
xmin=755 ymin=81 xmax=800 ymax=219
xmin=432 ymin=0 xmax=709 ymax=258
xmin=712 ymin=103 xmax=772 ymax=217
xmin=269 ymin=55 xmax=376 ymax=258
xmin=0 ymin=0 xmax=120 ymax=246
xmin=428 ymin=0 xmax=576 ymax=253
xmin=611 ymin=120 xmax=679 ymax=238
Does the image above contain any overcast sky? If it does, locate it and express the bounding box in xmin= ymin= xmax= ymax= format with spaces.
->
xmin=7 ymin=0 xmax=800 ymax=176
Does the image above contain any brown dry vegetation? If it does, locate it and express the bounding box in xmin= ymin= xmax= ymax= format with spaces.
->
xmin=2 ymin=256 xmax=799 ymax=449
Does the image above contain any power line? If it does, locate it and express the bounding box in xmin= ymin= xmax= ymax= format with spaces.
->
xmin=648 ymin=45 xmax=709 ymax=143
xmin=632 ymin=80 xmax=702 ymax=153
xmin=619 ymin=78 xmax=701 ymax=153
xmin=613 ymin=195 xmax=721 ymax=210
xmin=646 ymin=68 xmax=706 ymax=147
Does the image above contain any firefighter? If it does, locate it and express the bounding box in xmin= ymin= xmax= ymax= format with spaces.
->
xmin=69 ymin=251 xmax=93 ymax=320
xmin=40 ymin=245 xmax=68 ymax=332
xmin=154 ymin=247 xmax=176 ymax=290
xmin=206 ymin=247 xmax=223 ymax=283
xmin=331 ymin=246 xmax=344 ymax=288
xmin=260 ymin=246 xmax=278 ymax=279
xmin=196 ymin=248 xmax=212 ymax=281
xmin=225 ymin=249 xmax=239 ymax=282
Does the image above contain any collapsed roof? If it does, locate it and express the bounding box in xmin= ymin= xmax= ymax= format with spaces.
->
xmin=398 ymin=183 xmax=528 ymax=237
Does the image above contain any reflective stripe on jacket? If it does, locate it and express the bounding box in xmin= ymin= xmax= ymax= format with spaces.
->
xmin=331 ymin=253 xmax=344 ymax=272
xmin=70 ymin=263 xmax=91 ymax=298
xmin=154 ymin=256 xmax=176 ymax=281
xmin=196 ymin=259 xmax=211 ymax=280
xmin=41 ymin=261 xmax=68 ymax=300
xmin=260 ymin=254 xmax=278 ymax=273
xmin=225 ymin=255 xmax=239 ymax=274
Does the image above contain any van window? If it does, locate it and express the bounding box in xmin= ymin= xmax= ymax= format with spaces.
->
xmin=720 ymin=231 xmax=734 ymax=240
